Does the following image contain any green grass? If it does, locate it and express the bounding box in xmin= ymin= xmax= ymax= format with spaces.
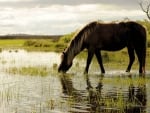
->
xmin=0 ymin=39 xmax=25 ymax=47
xmin=0 ymin=39 xmax=60 ymax=52
xmin=6 ymin=66 xmax=51 ymax=76
xmin=0 ymin=32 xmax=74 ymax=52
xmin=5 ymin=63 xmax=58 ymax=76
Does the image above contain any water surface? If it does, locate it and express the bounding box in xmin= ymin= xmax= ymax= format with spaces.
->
xmin=0 ymin=49 xmax=150 ymax=113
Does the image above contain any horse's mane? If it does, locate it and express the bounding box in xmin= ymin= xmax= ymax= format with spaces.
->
xmin=65 ymin=21 xmax=98 ymax=60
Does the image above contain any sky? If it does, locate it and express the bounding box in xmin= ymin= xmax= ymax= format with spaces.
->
xmin=0 ymin=0 xmax=147 ymax=35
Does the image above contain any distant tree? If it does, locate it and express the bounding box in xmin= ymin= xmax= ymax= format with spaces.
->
xmin=139 ymin=0 xmax=150 ymax=20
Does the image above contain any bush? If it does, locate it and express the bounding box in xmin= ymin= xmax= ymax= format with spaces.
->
xmin=24 ymin=40 xmax=51 ymax=47
xmin=55 ymin=43 xmax=65 ymax=48
xmin=59 ymin=32 xmax=75 ymax=44
xmin=24 ymin=40 xmax=36 ymax=46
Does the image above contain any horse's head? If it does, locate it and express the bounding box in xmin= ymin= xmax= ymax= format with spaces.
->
xmin=58 ymin=51 xmax=72 ymax=73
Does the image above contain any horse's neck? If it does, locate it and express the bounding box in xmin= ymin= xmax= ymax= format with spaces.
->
xmin=67 ymin=39 xmax=83 ymax=62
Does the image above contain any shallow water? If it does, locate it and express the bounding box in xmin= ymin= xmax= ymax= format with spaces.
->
xmin=0 ymin=49 xmax=150 ymax=113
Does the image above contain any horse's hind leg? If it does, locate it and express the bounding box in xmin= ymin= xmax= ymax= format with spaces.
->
xmin=126 ymin=47 xmax=135 ymax=72
xmin=135 ymin=47 xmax=146 ymax=73
xmin=84 ymin=49 xmax=94 ymax=74
xmin=95 ymin=50 xmax=105 ymax=74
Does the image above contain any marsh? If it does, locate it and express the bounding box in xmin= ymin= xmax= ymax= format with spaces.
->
xmin=0 ymin=49 xmax=150 ymax=113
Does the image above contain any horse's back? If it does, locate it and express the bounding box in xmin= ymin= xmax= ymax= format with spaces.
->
xmin=85 ymin=22 xmax=126 ymax=50
xmin=84 ymin=21 xmax=146 ymax=51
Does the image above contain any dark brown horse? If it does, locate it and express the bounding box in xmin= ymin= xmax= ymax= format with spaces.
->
xmin=58 ymin=21 xmax=146 ymax=74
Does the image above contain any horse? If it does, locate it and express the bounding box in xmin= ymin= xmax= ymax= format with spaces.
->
xmin=58 ymin=21 xmax=146 ymax=74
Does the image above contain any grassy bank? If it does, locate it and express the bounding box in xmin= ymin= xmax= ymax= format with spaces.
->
xmin=0 ymin=33 xmax=73 ymax=52
xmin=0 ymin=39 xmax=60 ymax=52
xmin=0 ymin=39 xmax=25 ymax=48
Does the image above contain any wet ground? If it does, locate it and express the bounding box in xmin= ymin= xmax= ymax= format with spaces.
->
xmin=0 ymin=49 xmax=150 ymax=113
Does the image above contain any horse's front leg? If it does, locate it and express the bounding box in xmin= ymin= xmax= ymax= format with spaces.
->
xmin=95 ymin=50 xmax=105 ymax=74
xmin=84 ymin=50 xmax=94 ymax=74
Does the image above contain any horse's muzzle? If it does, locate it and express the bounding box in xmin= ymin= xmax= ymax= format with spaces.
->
xmin=58 ymin=66 xmax=66 ymax=73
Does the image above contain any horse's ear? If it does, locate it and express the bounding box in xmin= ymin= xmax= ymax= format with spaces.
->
xmin=63 ymin=47 xmax=67 ymax=55
xmin=62 ymin=51 xmax=65 ymax=55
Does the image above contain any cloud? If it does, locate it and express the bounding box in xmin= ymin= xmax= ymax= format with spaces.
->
xmin=0 ymin=3 xmax=146 ymax=35
xmin=0 ymin=0 xmax=140 ymax=9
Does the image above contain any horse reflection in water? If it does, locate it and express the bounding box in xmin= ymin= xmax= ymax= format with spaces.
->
xmin=86 ymin=75 xmax=147 ymax=113
xmin=127 ymin=77 xmax=147 ymax=113
xmin=60 ymin=74 xmax=81 ymax=97
xmin=60 ymin=74 xmax=147 ymax=113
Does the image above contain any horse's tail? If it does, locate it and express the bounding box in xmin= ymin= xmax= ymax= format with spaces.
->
xmin=134 ymin=22 xmax=147 ymax=68
xmin=128 ymin=22 xmax=147 ymax=73
xmin=128 ymin=21 xmax=147 ymax=47
xmin=141 ymin=26 xmax=147 ymax=72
